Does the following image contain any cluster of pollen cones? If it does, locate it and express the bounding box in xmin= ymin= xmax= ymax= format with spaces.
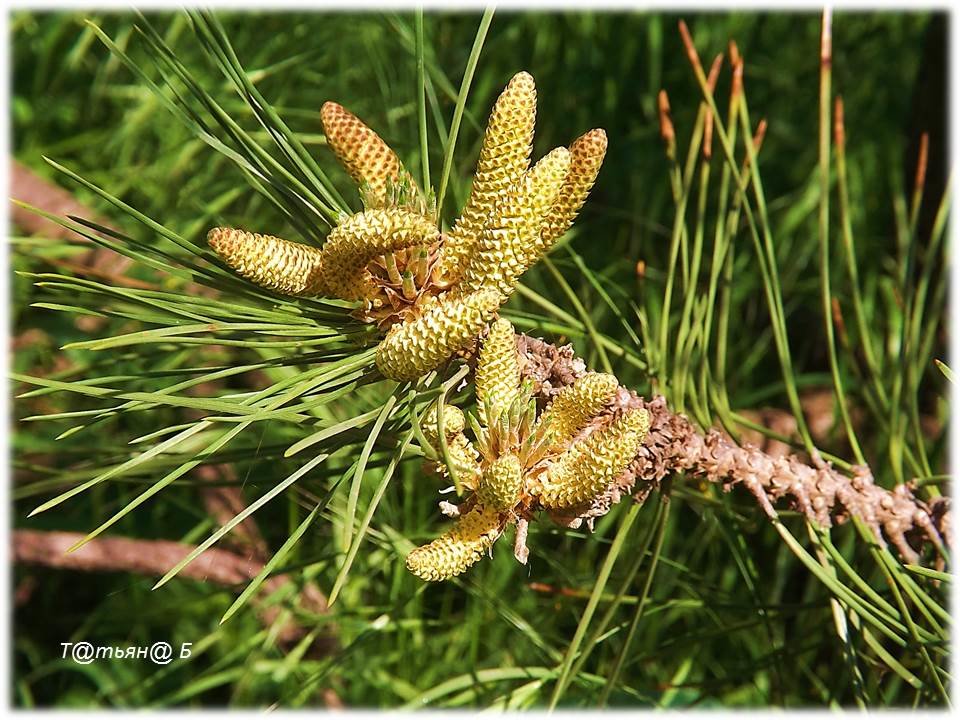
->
xmin=207 ymin=71 xmax=607 ymax=381
xmin=203 ymin=69 xmax=949 ymax=584
xmin=406 ymin=319 xmax=651 ymax=581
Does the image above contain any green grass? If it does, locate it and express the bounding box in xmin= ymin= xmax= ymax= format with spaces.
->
xmin=11 ymin=9 xmax=948 ymax=708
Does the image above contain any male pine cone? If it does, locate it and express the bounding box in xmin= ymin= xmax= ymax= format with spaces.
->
xmin=405 ymin=504 xmax=502 ymax=582
xmin=537 ymin=408 xmax=651 ymax=509
xmin=207 ymin=228 xmax=327 ymax=297
xmin=374 ymin=287 xmax=502 ymax=381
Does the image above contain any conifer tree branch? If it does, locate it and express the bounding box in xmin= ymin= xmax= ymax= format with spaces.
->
xmin=515 ymin=333 xmax=950 ymax=566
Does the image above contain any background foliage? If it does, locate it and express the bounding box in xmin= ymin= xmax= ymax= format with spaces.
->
xmin=11 ymin=9 xmax=948 ymax=708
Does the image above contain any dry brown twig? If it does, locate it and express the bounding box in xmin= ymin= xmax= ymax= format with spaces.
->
xmin=12 ymin=530 xmax=336 ymax=654
xmin=10 ymin=160 xmax=144 ymax=286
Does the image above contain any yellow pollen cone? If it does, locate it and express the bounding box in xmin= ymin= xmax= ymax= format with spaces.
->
xmin=320 ymin=101 xmax=416 ymax=203
xmin=437 ymin=72 xmax=537 ymax=283
xmin=405 ymin=504 xmax=502 ymax=581
xmin=207 ymin=228 xmax=327 ymax=297
xmin=319 ymin=209 xmax=439 ymax=300
xmin=475 ymin=318 xmax=521 ymax=422
xmin=458 ymin=146 xmax=570 ymax=297
xmin=536 ymin=372 xmax=619 ymax=450
xmin=478 ymin=453 xmax=524 ymax=511
xmin=423 ymin=404 xmax=467 ymax=445
xmin=375 ymin=287 xmax=501 ymax=380
xmin=537 ymin=408 xmax=650 ymax=509
xmin=539 ymin=128 xmax=607 ymax=250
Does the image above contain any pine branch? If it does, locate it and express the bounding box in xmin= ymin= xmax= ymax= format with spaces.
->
xmin=516 ymin=333 xmax=950 ymax=566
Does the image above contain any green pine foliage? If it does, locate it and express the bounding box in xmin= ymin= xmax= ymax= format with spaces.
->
xmin=12 ymin=10 xmax=948 ymax=708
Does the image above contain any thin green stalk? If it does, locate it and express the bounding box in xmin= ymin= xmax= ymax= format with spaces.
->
xmin=565 ymin=246 xmax=644 ymax=350
xmin=542 ymin=257 xmax=612 ymax=373
xmin=510 ymin=284 xmax=648 ymax=372
xmin=816 ymin=13 xmax=864 ymax=464
xmin=815 ymin=529 xmax=901 ymax=620
xmin=769 ymin=520 xmax=914 ymax=647
xmin=657 ymin=102 xmax=707 ymax=382
xmin=567 ymin=496 xmax=667 ymax=683
xmin=851 ymin=519 xmax=949 ymax=633
xmin=415 ymin=8 xmax=431 ymax=191
xmin=833 ymin=97 xmax=890 ymax=411
xmin=680 ymin=26 xmax=815 ymax=453
xmin=713 ymin=237 xmax=735 ymax=420
xmin=436 ymin=364 xmax=472 ymax=495
xmin=599 ymin=494 xmax=671 ymax=706
xmin=548 ymin=503 xmax=644 ymax=709
xmin=903 ymin=173 xmax=952 ymax=480
xmin=735 ymin=97 xmax=816 ymax=455
xmin=343 ymin=393 xmax=400 ymax=549
xmin=660 ymin=116 xmax=691 ymax=293
xmin=329 ymin=424 xmax=417 ymax=606
xmin=220 ymin=493 xmax=330 ymax=625
xmin=673 ymin=153 xmax=710 ymax=412
xmin=152 ymin=452 xmax=329 ymax=588
xmin=435 ymin=7 xmax=494 ymax=220
xmin=858 ymin=530 xmax=950 ymax=703
xmin=807 ymin=524 xmax=868 ymax=710
xmin=701 ymin=64 xmax=742 ymax=426
xmin=63 ymin=346 xmax=376 ymax=554
xmin=192 ymin=12 xmax=351 ymax=218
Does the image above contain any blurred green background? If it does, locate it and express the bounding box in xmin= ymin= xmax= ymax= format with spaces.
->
xmin=11 ymin=10 xmax=947 ymax=708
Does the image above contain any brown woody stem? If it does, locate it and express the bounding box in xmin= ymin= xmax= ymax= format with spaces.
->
xmin=515 ymin=333 xmax=950 ymax=565
xmin=12 ymin=529 xmax=337 ymax=653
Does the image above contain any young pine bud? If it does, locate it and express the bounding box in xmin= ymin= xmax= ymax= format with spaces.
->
xmin=383 ymin=252 xmax=402 ymax=285
xmin=401 ymin=270 xmax=417 ymax=300
xmin=414 ymin=247 xmax=430 ymax=286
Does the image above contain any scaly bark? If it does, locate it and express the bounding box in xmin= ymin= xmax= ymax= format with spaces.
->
xmin=515 ymin=332 xmax=950 ymax=565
